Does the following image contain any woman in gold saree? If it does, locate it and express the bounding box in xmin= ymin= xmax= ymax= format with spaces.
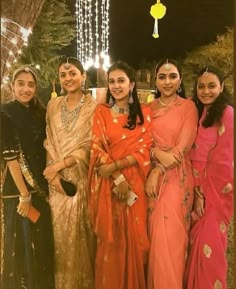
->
xmin=43 ymin=57 xmax=97 ymax=289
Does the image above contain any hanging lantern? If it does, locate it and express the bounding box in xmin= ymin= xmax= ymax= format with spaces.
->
xmin=150 ymin=0 xmax=167 ymax=38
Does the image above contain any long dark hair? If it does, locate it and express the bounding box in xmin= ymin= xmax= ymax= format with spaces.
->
xmin=106 ymin=60 xmax=144 ymax=130
xmin=193 ymin=65 xmax=233 ymax=127
xmin=154 ymin=58 xmax=186 ymax=99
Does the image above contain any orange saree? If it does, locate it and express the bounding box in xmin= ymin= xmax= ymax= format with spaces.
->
xmin=88 ymin=104 xmax=153 ymax=289
xmin=148 ymin=97 xmax=198 ymax=289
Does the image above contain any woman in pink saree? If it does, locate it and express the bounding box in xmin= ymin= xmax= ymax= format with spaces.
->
xmin=146 ymin=58 xmax=198 ymax=289
xmin=184 ymin=66 xmax=234 ymax=289
xmin=88 ymin=61 xmax=153 ymax=289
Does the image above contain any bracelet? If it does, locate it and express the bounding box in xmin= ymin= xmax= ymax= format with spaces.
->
xmin=46 ymin=159 xmax=54 ymax=166
xmin=150 ymin=148 xmax=157 ymax=160
xmin=194 ymin=187 xmax=204 ymax=199
xmin=64 ymin=157 xmax=69 ymax=168
xmin=19 ymin=193 xmax=31 ymax=203
xmin=114 ymin=161 xmax=119 ymax=170
xmin=114 ymin=174 xmax=126 ymax=186
xmin=155 ymin=163 xmax=166 ymax=174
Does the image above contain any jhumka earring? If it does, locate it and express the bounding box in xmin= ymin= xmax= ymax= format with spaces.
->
xmin=129 ymin=89 xmax=134 ymax=104
xmin=164 ymin=59 xmax=171 ymax=70
xmin=177 ymin=86 xmax=182 ymax=94
xmin=60 ymin=86 xmax=65 ymax=95
xmin=81 ymin=80 xmax=85 ymax=90
xmin=64 ymin=57 xmax=71 ymax=70
xmin=109 ymin=95 xmax=114 ymax=105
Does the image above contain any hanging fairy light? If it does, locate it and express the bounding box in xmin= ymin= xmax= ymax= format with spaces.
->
xmin=75 ymin=0 xmax=110 ymax=71
xmin=1 ymin=17 xmax=33 ymax=87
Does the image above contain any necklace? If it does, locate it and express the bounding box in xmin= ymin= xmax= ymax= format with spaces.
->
xmin=61 ymin=95 xmax=85 ymax=132
xmin=111 ymin=103 xmax=129 ymax=114
xmin=159 ymin=96 xmax=177 ymax=107
xmin=159 ymin=98 xmax=167 ymax=106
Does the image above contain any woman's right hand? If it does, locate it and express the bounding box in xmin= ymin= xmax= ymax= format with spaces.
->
xmin=156 ymin=150 xmax=180 ymax=169
xmin=145 ymin=168 xmax=160 ymax=198
xmin=49 ymin=174 xmax=65 ymax=194
xmin=193 ymin=196 xmax=205 ymax=217
xmin=114 ymin=180 xmax=129 ymax=201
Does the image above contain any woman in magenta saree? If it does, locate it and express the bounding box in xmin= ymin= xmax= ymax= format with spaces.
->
xmin=146 ymin=59 xmax=198 ymax=289
xmin=88 ymin=61 xmax=152 ymax=289
xmin=184 ymin=66 xmax=234 ymax=289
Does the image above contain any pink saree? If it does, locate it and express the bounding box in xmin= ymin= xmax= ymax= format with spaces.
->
xmin=88 ymin=104 xmax=153 ymax=289
xmin=148 ymin=97 xmax=198 ymax=289
xmin=184 ymin=106 xmax=234 ymax=289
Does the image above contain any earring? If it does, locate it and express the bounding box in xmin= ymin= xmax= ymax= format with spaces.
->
xmin=109 ymin=95 xmax=114 ymax=105
xmin=81 ymin=80 xmax=85 ymax=90
xmin=60 ymin=86 xmax=65 ymax=95
xmin=129 ymin=90 xmax=134 ymax=104
xmin=177 ymin=86 xmax=182 ymax=94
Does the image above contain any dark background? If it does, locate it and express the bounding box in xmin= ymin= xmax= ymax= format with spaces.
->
xmin=68 ymin=0 xmax=233 ymax=68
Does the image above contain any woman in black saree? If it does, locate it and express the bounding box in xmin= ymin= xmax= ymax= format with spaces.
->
xmin=1 ymin=66 xmax=55 ymax=289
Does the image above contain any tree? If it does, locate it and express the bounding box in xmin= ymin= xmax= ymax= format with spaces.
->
xmin=182 ymin=27 xmax=233 ymax=96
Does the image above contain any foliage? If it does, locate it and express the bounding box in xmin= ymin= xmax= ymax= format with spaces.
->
xmin=182 ymin=27 xmax=233 ymax=96
xmin=17 ymin=0 xmax=76 ymax=88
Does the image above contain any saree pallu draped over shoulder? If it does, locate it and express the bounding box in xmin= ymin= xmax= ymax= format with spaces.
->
xmin=45 ymin=94 xmax=97 ymax=289
xmin=184 ymin=106 xmax=234 ymax=289
xmin=88 ymin=104 xmax=153 ymax=289
xmin=148 ymin=97 xmax=198 ymax=289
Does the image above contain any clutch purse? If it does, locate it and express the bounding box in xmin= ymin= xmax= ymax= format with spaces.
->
xmin=60 ymin=179 xmax=77 ymax=197
xmin=27 ymin=205 xmax=40 ymax=223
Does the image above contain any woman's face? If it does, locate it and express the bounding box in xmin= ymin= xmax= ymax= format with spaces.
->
xmin=59 ymin=63 xmax=86 ymax=93
xmin=12 ymin=72 xmax=36 ymax=105
xmin=197 ymin=72 xmax=223 ymax=106
xmin=155 ymin=63 xmax=181 ymax=98
xmin=108 ymin=69 xmax=134 ymax=102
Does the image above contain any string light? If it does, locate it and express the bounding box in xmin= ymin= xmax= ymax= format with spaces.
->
xmin=75 ymin=0 xmax=110 ymax=71
xmin=1 ymin=17 xmax=32 ymax=85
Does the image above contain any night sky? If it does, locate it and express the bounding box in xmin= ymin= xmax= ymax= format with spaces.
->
xmin=108 ymin=0 xmax=233 ymax=68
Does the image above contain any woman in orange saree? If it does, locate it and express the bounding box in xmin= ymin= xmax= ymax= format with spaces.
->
xmin=88 ymin=61 xmax=153 ymax=289
xmin=146 ymin=58 xmax=198 ymax=289
xmin=184 ymin=66 xmax=234 ymax=289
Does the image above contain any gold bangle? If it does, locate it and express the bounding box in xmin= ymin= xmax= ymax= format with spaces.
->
xmin=64 ymin=157 xmax=69 ymax=168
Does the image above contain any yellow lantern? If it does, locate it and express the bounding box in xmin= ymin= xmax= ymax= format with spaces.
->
xmin=150 ymin=0 xmax=167 ymax=38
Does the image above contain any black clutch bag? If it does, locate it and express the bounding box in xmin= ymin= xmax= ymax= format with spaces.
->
xmin=60 ymin=179 xmax=77 ymax=197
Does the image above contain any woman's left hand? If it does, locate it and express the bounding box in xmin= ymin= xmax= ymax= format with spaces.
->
xmin=17 ymin=201 xmax=31 ymax=217
xmin=96 ymin=163 xmax=115 ymax=178
xmin=43 ymin=164 xmax=58 ymax=182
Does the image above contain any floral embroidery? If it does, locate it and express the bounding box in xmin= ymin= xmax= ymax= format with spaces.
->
xmin=203 ymin=244 xmax=212 ymax=258
xmin=222 ymin=183 xmax=233 ymax=193
xmin=219 ymin=222 xmax=226 ymax=233
xmin=192 ymin=143 xmax=198 ymax=149
xmin=113 ymin=118 xmax=118 ymax=123
xmin=214 ymin=279 xmax=222 ymax=289
xmin=121 ymin=134 xmax=127 ymax=139
xmin=147 ymin=115 xmax=151 ymax=122
xmin=192 ymin=168 xmax=199 ymax=177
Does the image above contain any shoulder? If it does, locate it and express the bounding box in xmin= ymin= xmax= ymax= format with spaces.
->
xmin=178 ymin=97 xmax=197 ymax=111
xmin=95 ymin=103 xmax=110 ymax=113
xmin=46 ymin=96 xmax=64 ymax=111
xmin=222 ymin=105 xmax=234 ymax=124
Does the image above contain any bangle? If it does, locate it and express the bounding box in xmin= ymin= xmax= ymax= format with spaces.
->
xmin=19 ymin=193 xmax=31 ymax=203
xmin=46 ymin=159 xmax=54 ymax=166
xmin=114 ymin=161 xmax=119 ymax=170
xmin=64 ymin=157 xmax=69 ymax=168
xmin=155 ymin=163 xmax=166 ymax=174
xmin=194 ymin=187 xmax=204 ymax=199
xmin=114 ymin=174 xmax=126 ymax=186
xmin=150 ymin=148 xmax=157 ymax=160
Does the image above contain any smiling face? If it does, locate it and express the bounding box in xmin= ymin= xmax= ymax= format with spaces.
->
xmin=12 ymin=72 xmax=36 ymax=105
xmin=155 ymin=63 xmax=181 ymax=98
xmin=108 ymin=69 xmax=134 ymax=102
xmin=59 ymin=63 xmax=86 ymax=93
xmin=197 ymin=72 xmax=224 ymax=106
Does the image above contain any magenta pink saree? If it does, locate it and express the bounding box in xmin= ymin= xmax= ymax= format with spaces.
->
xmin=184 ymin=106 xmax=234 ymax=289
